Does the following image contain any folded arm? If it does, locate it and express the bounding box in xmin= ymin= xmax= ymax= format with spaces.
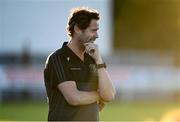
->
xmin=57 ymin=81 xmax=100 ymax=106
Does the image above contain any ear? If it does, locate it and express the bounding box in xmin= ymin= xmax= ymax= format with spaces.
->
xmin=74 ymin=25 xmax=82 ymax=35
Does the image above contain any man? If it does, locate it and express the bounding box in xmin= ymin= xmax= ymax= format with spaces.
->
xmin=44 ymin=7 xmax=115 ymax=121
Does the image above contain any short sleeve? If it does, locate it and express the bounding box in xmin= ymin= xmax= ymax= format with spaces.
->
xmin=49 ymin=52 xmax=73 ymax=87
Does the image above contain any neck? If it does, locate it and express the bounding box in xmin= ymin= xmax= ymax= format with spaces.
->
xmin=67 ymin=38 xmax=85 ymax=61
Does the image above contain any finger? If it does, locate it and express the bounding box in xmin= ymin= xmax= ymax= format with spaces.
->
xmin=89 ymin=48 xmax=95 ymax=54
xmin=84 ymin=42 xmax=91 ymax=46
xmin=85 ymin=45 xmax=95 ymax=53
xmin=98 ymin=102 xmax=105 ymax=111
xmin=99 ymin=104 xmax=104 ymax=111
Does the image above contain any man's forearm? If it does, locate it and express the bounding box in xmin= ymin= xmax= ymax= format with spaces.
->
xmin=75 ymin=90 xmax=100 ymax=105
xmin=97 ymin=68 xmax=116 ymax=102
xmin=84 ymin=43 xmax=115 ymax=102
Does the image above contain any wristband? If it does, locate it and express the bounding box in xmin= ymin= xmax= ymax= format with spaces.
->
xmin=96 ymin=63 xmax=107 ymax=69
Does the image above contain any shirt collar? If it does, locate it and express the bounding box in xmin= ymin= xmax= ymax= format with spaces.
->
xmin=61 ymin=42 xmax=91 ymax=64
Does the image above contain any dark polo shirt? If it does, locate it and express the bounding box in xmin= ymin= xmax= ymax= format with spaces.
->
xmin=44 ymin=42 xmax=99 ymax=121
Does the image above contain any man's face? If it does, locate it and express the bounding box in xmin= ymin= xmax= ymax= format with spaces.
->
xmin=79 ymin=19 xmax=99 ymax=45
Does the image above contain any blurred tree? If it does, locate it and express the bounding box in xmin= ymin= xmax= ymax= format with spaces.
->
xmin=114 ymin=0 xmax=180 ymax=66
xmin=21 ymin=40 xmax=31 ymax=65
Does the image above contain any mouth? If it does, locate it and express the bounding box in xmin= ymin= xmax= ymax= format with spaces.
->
xmin=84 ymin=40 xmax=95 ymax=44
xmin=84 ymin=37 xmax=96 ymax=44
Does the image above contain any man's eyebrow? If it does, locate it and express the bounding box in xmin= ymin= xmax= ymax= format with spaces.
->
xmin=92 ymin=28 xmax=99 ymax=31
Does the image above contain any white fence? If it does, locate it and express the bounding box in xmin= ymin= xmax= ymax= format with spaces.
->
xmin=0 ymin=64 xmax=180 ymax=102
xmin=108 ymin=65 xmax=180 ymax=102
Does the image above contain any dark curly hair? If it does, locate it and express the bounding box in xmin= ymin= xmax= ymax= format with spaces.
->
xmin=67 ymin=7 xmax=100 ymax=37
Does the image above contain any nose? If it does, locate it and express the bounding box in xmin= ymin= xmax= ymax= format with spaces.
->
xmin=95 ymin=33 xmax=99 ymax=39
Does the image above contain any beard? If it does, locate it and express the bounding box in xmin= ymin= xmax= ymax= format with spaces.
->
xmin=78 ymin=35 xmax=96 ymax=52
xmin=78 ymin=38 xmax=86 ymax=52
xmin=84 ymin=37 xmax=95 ymax=44
xmin=79 ymin=42 xmax=86 ymax=51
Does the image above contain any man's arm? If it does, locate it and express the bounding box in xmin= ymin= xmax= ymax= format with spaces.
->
xmin=57 ymin=81 xmax=100 ymax=106
xmin=97 ymin=66 xmax=116 ymax=102
xmin=85 ymin=43 xmax=116 ymax=102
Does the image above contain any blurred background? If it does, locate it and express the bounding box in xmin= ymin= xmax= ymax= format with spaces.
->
xmin=0 ymin=0 xmax=180 ymax=121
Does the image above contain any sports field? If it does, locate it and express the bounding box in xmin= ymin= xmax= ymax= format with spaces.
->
xmin=0 ymin=101 xmax=179 ymax=121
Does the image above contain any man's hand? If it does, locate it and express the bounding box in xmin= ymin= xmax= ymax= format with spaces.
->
xmin=98 ymin=98 xmax=105 ymax=111
xmin=85 ymin=43 xmax=116 ymax=102
xmin=84 ymin=43 xmax=103 ymax=64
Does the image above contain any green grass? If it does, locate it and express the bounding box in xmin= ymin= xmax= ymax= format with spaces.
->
xmin=100 ymin=102 xmax=180 ymax=121
xmin=0 ymin=101 xmax=179 ymax=121
xmin=0 ymin=102 xmax=48 ymax=121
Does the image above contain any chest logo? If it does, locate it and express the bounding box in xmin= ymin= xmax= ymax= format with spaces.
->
xmin=89 ymin=64 xmax=97 ymax=72
xmin=67 ymin=57 xmax=70 ymax=62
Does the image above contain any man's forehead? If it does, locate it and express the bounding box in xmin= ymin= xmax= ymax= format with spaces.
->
xmin=91 ymin=19 xmax=99 ymax=24
xmin=89 ymin=19 xmax=99 ymax=28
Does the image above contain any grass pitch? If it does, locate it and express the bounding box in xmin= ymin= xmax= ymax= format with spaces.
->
xmin=0 ymin=101 xmax=179 ymax=121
